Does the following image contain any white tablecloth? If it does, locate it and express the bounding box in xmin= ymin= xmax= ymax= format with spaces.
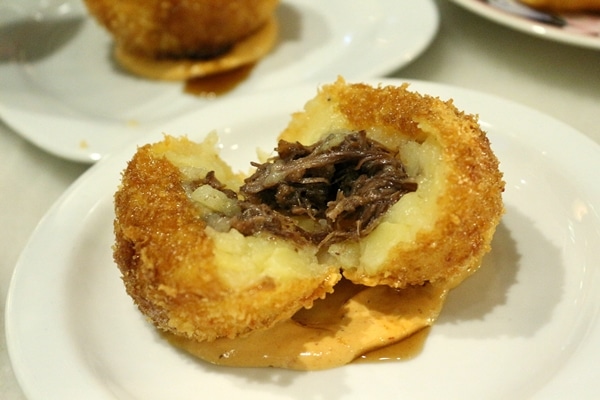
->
xmin=2 ymin=0 xmax=600 ymax=398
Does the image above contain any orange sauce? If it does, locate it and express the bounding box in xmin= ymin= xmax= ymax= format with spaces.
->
xmin=356 ymin=327 xmax=431 ymax=363
xmin=165 ymin=280 xmax=447 ymax=370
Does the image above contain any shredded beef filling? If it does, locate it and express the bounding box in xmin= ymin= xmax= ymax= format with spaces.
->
xmin=218 ymin=130 xmax=417 ymax=247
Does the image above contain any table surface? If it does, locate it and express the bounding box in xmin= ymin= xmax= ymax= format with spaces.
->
xmin=2 ymin=0 xmax=600 ymax=398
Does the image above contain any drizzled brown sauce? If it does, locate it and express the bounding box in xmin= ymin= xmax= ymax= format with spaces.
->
xmin=356 ymin=327 xmax=431 ymax=363
xmin=184 ymin=63 xmax=255 ymax=97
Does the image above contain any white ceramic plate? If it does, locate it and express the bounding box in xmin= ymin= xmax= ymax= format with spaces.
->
xmin=0 ymin=0 xmax=438 ymax=163
xmin=451 ymin=0 xmax=600 ymax=49
xmin=6 ymin=78 xmax=600 ymax=399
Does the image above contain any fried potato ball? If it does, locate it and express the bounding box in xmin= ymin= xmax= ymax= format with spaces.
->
xmin=83 ymin=0 xmax=280 ymax=59
xmin=280 ymin=78 xmax=505 ymax=289
xmin=114 ymin=134 xmax=340 ymax=342
xmin=83 ymin=0 xmax=280 ymax=80
xmin=113 ymin=78 xmax=504 ymax=345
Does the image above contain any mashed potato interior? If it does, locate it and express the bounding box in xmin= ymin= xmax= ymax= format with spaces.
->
xmin=329 ymin=128 xmax=444 ymax=274
xmin=205 ymin=227 xmax=325 ymax=289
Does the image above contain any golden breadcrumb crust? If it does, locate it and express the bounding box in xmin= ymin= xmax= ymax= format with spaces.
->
xmin=113 ymin=78 xmax=504 ymax=343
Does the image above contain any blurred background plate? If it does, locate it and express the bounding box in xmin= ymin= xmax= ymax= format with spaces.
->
xmin=450 ymin=0 xmax=600 ymax=49
xmin=0 ymin=0 xmax=439 ymax=163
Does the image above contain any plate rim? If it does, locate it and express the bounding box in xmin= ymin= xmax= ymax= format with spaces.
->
xmin=6 ymin=78 xmax=600 ymax=399
xmin=450 ymin=0 xmax=600 ymax=50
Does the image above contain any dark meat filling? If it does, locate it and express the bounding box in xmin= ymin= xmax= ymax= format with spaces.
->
xmin=229 ymin=131 xmax=417 ymax=247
